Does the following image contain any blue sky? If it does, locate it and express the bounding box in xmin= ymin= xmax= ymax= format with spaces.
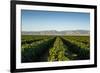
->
xmin=21 ymin=10 xmax=90 ymax=31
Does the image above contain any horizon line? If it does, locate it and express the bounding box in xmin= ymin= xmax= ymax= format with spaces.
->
xmin=22 ymin=29 xmax=90 ymax=32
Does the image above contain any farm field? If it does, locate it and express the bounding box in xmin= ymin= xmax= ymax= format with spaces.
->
xmin=21 ymin=35 xmax=90 ymax=63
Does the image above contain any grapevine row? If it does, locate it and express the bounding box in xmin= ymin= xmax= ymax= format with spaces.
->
xmin=48 ymin=37 xmax=69 ymax=61
xmin=61 ymin=37 xmax=90 ymax=60
xmin=22 ymin=37 xmax=56 ymax=62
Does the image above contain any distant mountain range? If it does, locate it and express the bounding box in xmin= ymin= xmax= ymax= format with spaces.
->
xmin=22 ymin=30 xmax=90 ymax=36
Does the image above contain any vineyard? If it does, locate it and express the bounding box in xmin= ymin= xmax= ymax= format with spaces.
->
xmin=21 ymin=35 xmax=90 ymax=63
